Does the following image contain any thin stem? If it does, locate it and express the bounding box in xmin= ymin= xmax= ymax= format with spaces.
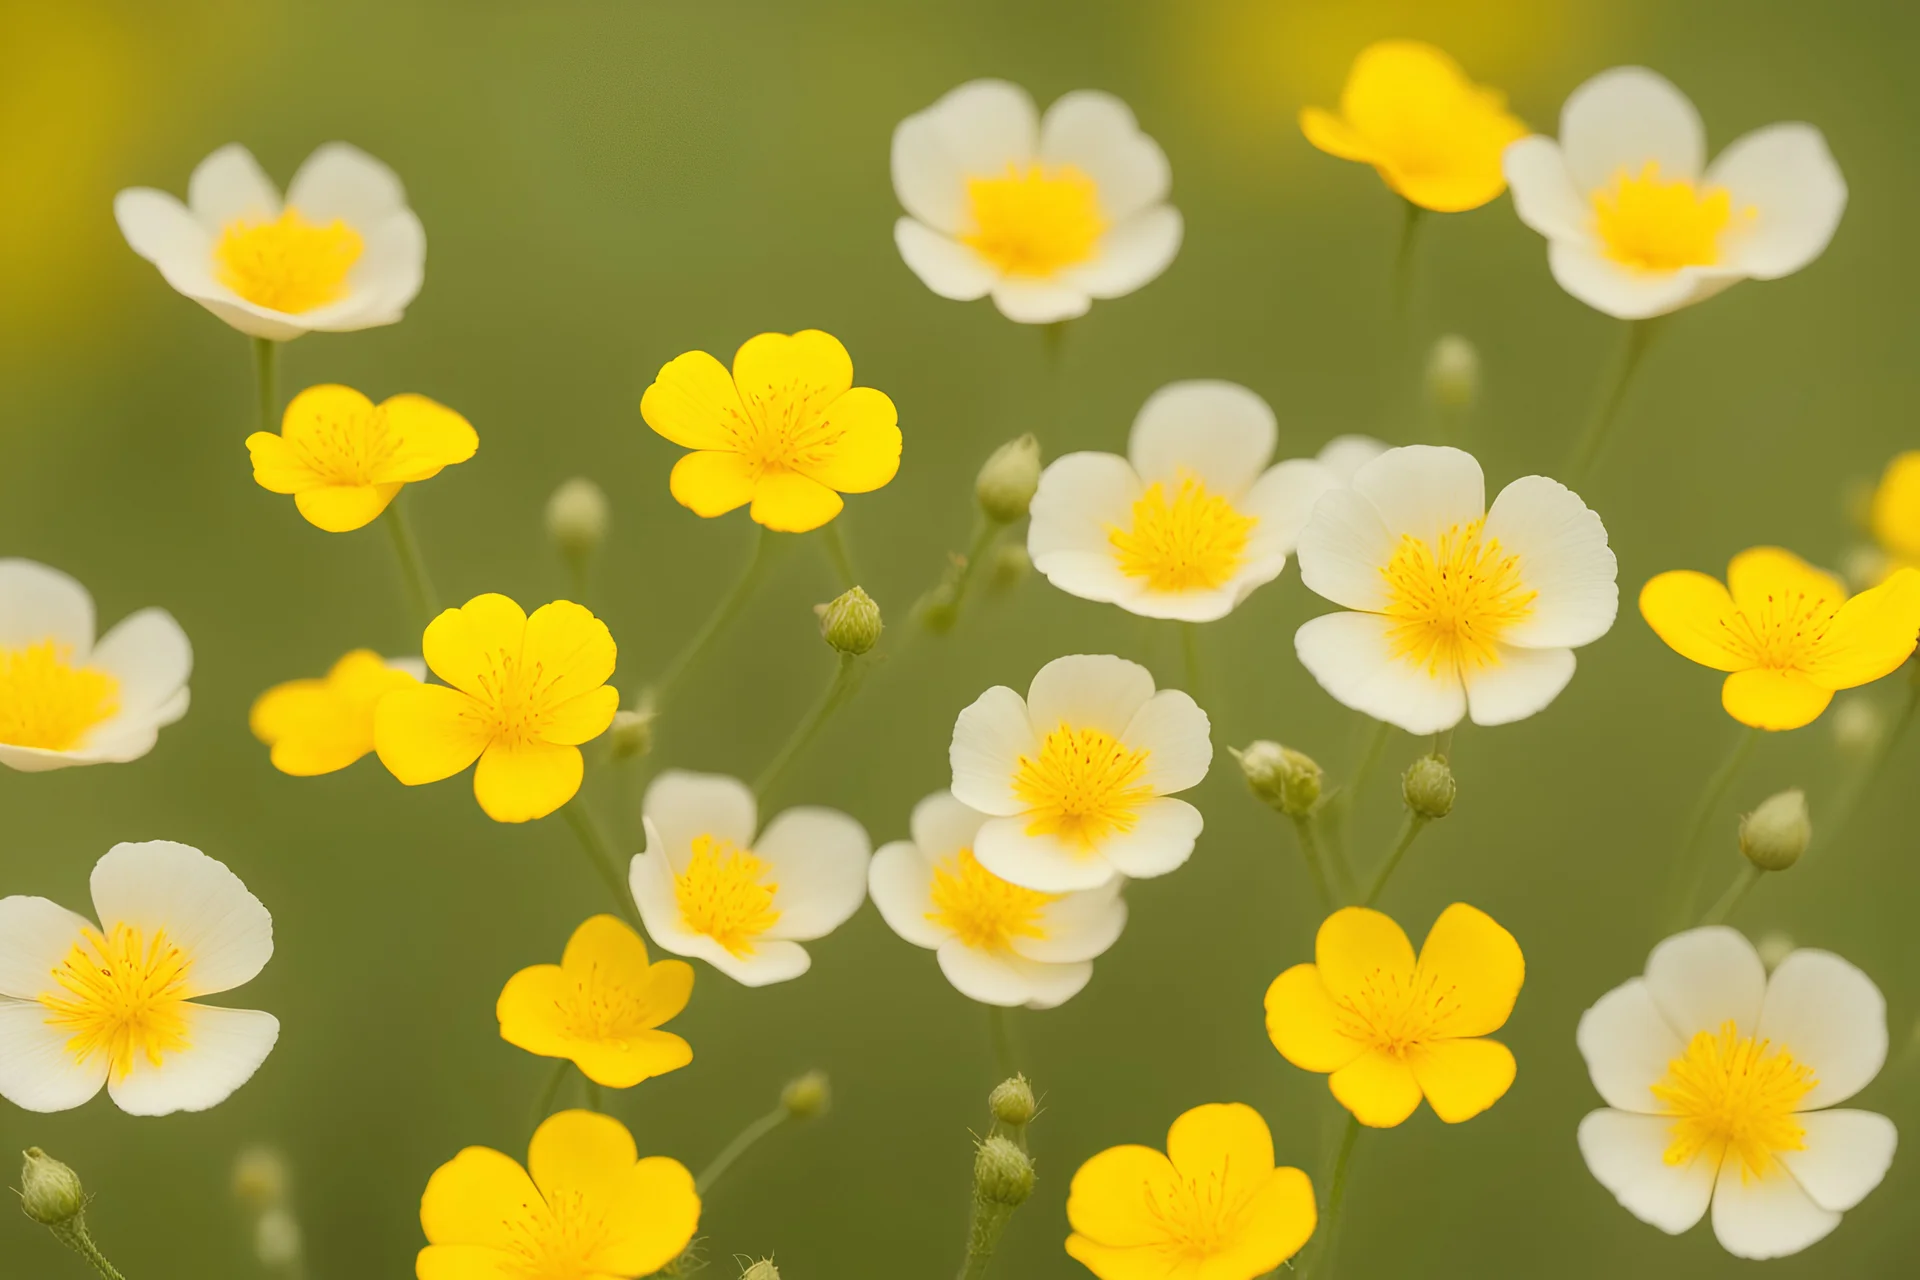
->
xmin=1391 ymin=200 xmax=1425 ymax=318
xmin=561 ymin=801 xmax=641 ymax=929
xmin=1700 ymin=864 xmax=1763 ymax=927
xmin=531 ymin=1058 xmax=569 ymax=1133
xmin=382 ymin=500 xmax=439 ymax=626
xmin=1565 ymin=318 xmax=1662 ymax=485
xmin=564 ymin=553 xmax=590 ymax=607
xmin=253 ymin=337 xmax=279 ymax=435
xmin=988 ymin=1005 xmax=1016 ymax=1078
xmin=1668 ymin=726 xmax=1761 ymax=927
xmin=1818 ymin=675 xmax=1920 ymax=860
xmin=915 ymin=517 xmax=1005 ymax=635
xmin=1431 ymin=726 xmax=1454 ymax=761
xmin=1364 ymin=814 xmax=1431 ymax=907
xmin=1324 ymin=717 xmax=1392 ymax=859
xmin=1179 ymin=622 xmax=1203 ymax=702
xmin=651 ymin=527 xmax=780 ymax=711
xmin=1302 ymin=1114 xmax=1362 ymax=1279
xmin=1289 ymin=815 xmax=1338 ymax=911
xmin=49 ymin=1221 xmax=127 ymax=1280
xmin=695 ymin=1106 xmax=790 ymax=1197
xmin=753 ymin=653 xmax=865 ymax=803
xmin=821 ymin=521 xmax=857 ymax=590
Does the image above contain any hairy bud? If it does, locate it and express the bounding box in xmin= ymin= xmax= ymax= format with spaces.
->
xmin=1402 ymin=754 xmax=1456 ymax=819
xmin=988 ymin=1076 xmax=1037 ymax=1129
xmin=976 ymin=435 xmax=1042 ymax=524
xmin=1740 ymin=789 xmax=1810 ymax=872
xmin=1233 ymin=741 xmax=1321 ymax=816
xmin=20 ymin=1148 xmax=85 ymax=1227
xmin=606 ymin=708 xmax=654 ymax=761
xmin=973 ymin=1136 xmax=1035 ymax=1207
xmin=781 ymin=1070 xmax=830 ymax=1119
xmin=740 ymin=1261 xmax=781 ymax=1280
xmin=816 ymin=588 xmax=882 ymax=656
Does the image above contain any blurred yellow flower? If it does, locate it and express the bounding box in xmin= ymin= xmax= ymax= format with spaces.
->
xmin=249 ymin=649 xmax=422 ymax=776
xmin=247 ymin=385 xmax=477 ymax=533
xmin=496 ymin=915 xmax=694 ymax=1088
xmin=1266 ymin=904 xmax=1524 ymax=1128
xmin=417 ymin=1109 xmax=698 ymax=1280
xmin=1870 ymin=452 xmax=1920 ymax=576
xmin=1065 ymin=1102 xmax=1315 ymax=1279
xmin=375 ymin=594 xmax=618 ymax=823
xmin=640 ymin=330 xmax=901 ymax=533
xmin=1640 ymin=548 xmax=1920 ymax=731
xmin=1300 ymin=41 xmax=1525 ymax=213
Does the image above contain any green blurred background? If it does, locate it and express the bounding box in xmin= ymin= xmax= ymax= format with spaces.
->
xmin=4 ymin=0 xmax=1918 ymax=1275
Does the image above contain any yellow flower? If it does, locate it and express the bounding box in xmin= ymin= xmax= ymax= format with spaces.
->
xmin=496 ymin=915 xmax=694 ymax=1088
xmin=640 ymin=330 xmax=901 ymax=533
xmin=1065 ymin=1102 xmax=1316 ymax=1280
xmin=1265 ymin=904 xmax=1524 ymax=1128
xmin=1870 ymin=452 xmax=1920 ymax=576
xmin=417 ymin=1109 xmax=698 ymax=1280
xmin=247 ymin=384 xmax=478 ymax=533
xmin=1300 ymin=41 xmax=1525 ymax=213
xmin=374 ymin=594 xmax=619 ymax=823
xmin=1639 ymin=548 xmax=1920 ymax=731
xmin=249 ymin=650 xmax=423 ymax=776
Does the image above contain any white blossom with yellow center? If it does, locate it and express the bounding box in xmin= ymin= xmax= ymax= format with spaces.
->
xmin=891 ymin=80 xmax=1182 ymax=324
xmin=1503 ymin=67 xmax=1846 ymax=319
xmin=115 ymin=143 xmax=425 ymax=340
xmin=1577 ymin=927 xmax=1896 ymax=1260
xmin=868 ymin=790 xmax=1128 ymax=1009
xmin=629 ymin=771 xmax=870 ymax=987
xmin=1028 ymin=382 xmax=1342 ymax=622
xmin=0 ymin=841 xmax=278 ymax=1116
xmin=0 ymin=559 xmax=192 ymax=774
xmin=1293 ymin=445 xmax=1618 ymax=735
xmin=949 ymin=654 xmax=1211 ymax=893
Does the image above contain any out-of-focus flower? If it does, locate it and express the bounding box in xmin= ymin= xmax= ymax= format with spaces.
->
xmin=375 ymin=595 xmax=618 ymax=822
xmin=0 ymin=559 xmax=191 ymax=773
xmin=1294 ymin=445 xmax=1617 ymax=734
xmin=1426 ymin=334 xmax=1480 ymax=409
xmin=1640 ymin=549 xmax=1920 ymax=731
xmin=1314 ymin=434 xmax=1389 ymax=484
xmin=1504 ymin=68 xmax=1846 ymax=319
xmin=0 ymin=840 xmax=277 ymax=1115
xmin=250 ymin=649 xmax=423 ymax=776
xmin=1577 ymin=928 xmax=1895 ymax=1259
xmin=1869 ymin=451 xmax=1920 ymax=577
xmin=868 ymin=790 xmax=1126 ymax=1008
xmin=641 ymin=330 xmax=900 ymax=534
xmin=630 ymin=771 xmax=869 ymax=986
xmin=891 ymin=80 xmax=1180 ymax=324
xmin=115 ymin=143 xmax=425 ymax=340
xmin=949 ymin=654 xmax=1211 ymax=892
xmin=247 ymin=385 xmax=476 ymax=533
xmin=1301 ymin=41 xmax=1525 ymax=213
xmin=1266 ymin=904 xmax=1524 ymax=1127
xmin=1028 ymin=381 xmax=1336 ymax=622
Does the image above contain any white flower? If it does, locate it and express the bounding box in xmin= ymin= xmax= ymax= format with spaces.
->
xmin=1028 ymin=381 xmax=1338 ymax=622
xmin=1314 ymin=434 xmax=1388 ymax=485
xmin=0 ymin=559 xmax=191 ymax=773
xmin=869 ymin=790 xmax=1128 ymax=1009
xmin=1503 ymin=67 xmax=1846 ymax=320
xmin=114 ymin=142 xmax=426 ymax=341
xmin=1293 ymin=445 xmax=1617 ymax=735
xmin=0 ymin=840 xmax=278 ymax=1116
xmin=1577 ymin=928 xmax=1896 ymax=1260
xmin=949 ymin=654 xmax=1210 ymax=893
xmin=891 ymin=79 xmax=1181 ymax=324
xmin=630 ymin=771 xmax=869 ymax=987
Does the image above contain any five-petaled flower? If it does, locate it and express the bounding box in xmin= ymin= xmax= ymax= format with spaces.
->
xmin=1640 ymin=548 xmax=1920 ymax=731
xmin=1065 ymin=1102 xmax=1316 ymax=1280
xmin=250 ymin=649 xmax=424 ymax=775
xmin=375 ymin=594 xmax=619 ymax=823
xmin=1266 ymin=904 xmax=1524 ymax=1128
xmin=0 ymin=840 xmax=278 ymax=1116
xmin=1576 ymin=927 xmax=1896 ymax=1260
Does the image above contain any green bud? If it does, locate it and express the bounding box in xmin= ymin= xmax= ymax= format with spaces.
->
xmin=1740 ymin=789 xmax=1810 ymax=872
xmin=816 ymin=588 xmax=882 ymax=656
xmin=1233 ymin=741 xmax=1321 ymax=816
xmin=606 ymin=708 xmax=654 ymax=761
xmin=988 ymin=1076 xmax=1036 ymax=1128
xmin=232 ymin=1145 xmax=291 ymax=1211
xmin=255 ymin=1207 xmax=303 ymax=1268
xmin=1830 ymin=695 xmax=1885 ymax=761
xmin=1402 ymin=754 xmax=1455 ymax=819
xmin=976 ymin=435 xmax=1042 ymax=524
xmin=973 ymin=1135 xmax=1035 ymax=1207
xmin=1756 ymin=930 xmax=1796 ymax=971
xmin=1425 ymin=334 xmax=1479 ymax=410
xmin=740 ymin=1261 xmax=781 ymax=1280
xmin=988 ymin=543 xmax=1031 ymax=593
xmin=20 ymin=1148 xmax=85 ymax=1227
xmin=546 ymin=477 xmax=609 ymax=561
xmin=781 ymin=1070 xmax=830 ymax=1119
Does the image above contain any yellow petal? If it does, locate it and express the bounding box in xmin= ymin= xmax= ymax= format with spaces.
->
xmin=495 ymin=963 xmax=572 ymax=1056
xmin=281 ymin=383 xmax=376 ymax=456
xmin=1726 ymin=546 xmax=1847 ymax=617
xmin=246 ymin=432 xmax=323 ymax=494
xmin=1335 ymin=40 xmax=1523 ymax=212
xmin=540 ymin=687 xmax=618 ymax=747
xmin=1415 ymin=903 xmax=1524 ymax=1039
xmin=370 ymin=393 xmax=479 ymax=484
xmin=1872 ymin=452 xmax=1920 ymax=562
xmin=416 ymin=1244 xmax=521 ymax=1280
xmin=418 ymin=1145 xmax=538 ymax=1248
xmin=423 ymin=595 xmax=529 ymax=696
xmin=473 ymin=738 xmax=583 ymax=823
xmin=1062 ymin=1236 xmax=1175 ymax=1280
xmin=1721 ymin=667 xmax=1833 ymax=731
xmin=528 ymin=1109 xmax=637 ymax=1205
xmin=588 ymin=1156 xmax=700 ymax=1277
xmin=1218 ymin=1167 xmax=1318 ymax=1274
xmin=1299 ymin=106 xmax=1378 ymax=163
xmin=1409 ymin=1037 xmax=1516 ymax=1123
xmin=1802 ymin=567 xmax=1920 ymax=690
xmin=641 ymin=349 xmax=748 ymax=450
xmin=562 ymin=912 xmax=652 ymax=979
xmin=1639 ymin=570 xmax=1748 ymax=672
xmin=750 ymin=470 xmax=844 ymax=533
xmin=1314 ymin=907 xmax=1416 ymax=1006
xmin=793 ymin=386 xmax=901 ymax=495
xmin=731 ymin=330 xmax=853 ymax=408
xmin=522 ymin=601 xmax=617 ymax=708
xmin=1264 ymin=963 xmax=1366 ymax=1074
xmin=1065 ymin=1143 xmax=1179 ymax=1249
xmin=375 ymin=684 xmax=490 ymax=785
xmin=250 ymin=680 xmax=368 ymax=776
xmin=571 ymin=1031 xmax=694 ymax=1089
xmin=1329 ymin=1047 xmax=1423 ymax=1128
xmin=1165 ymin=1102 xmax=1275 ymax=1209
xmin=294 ymin=482 xmax=403 ymax=532
xmin=249 ymin=678 xmax=329 ymax=743
xmin=669 ymin=451 xmax=757 ymax=518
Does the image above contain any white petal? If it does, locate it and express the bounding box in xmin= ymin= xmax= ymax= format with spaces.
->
xmin=1026 ymin=654 xmax=1157 ymax=739
xmin=990 ymin=278 xmax=1090 ymax=324
xmin=698 ymin=939 xmax=811 ymax=987
xmin=1706 ymin=123 xmax=1847 ymax=280
xmin=1063 ymin=205 xmax=1182 ymax=300
xmin=1350 ymin=444 xmax=1486 ymax=545
xmin=187 ymin=143 xmax=281 ymax=225
xmin=1295 ymin=488 xmax=1396 ymax=612
xmin=1126 ymin=380 xmax=1276 ymax=498
xmin=909 ymin=790 xmax=991 ymax=859
xmin=88 ymin=607 xmax=192 ymax=725
xmin=973 ymin=818 xmax=1116 ymax=893
xmin=187 ymin=296 xmax=313 ymax=341
xmin=1462 ymin=645 xmax=1577 ymax=726
xmin=114 ymin=189 xmax=214 ymax=271
xmin=1779 ymin=1110 xmax=1897 ymax=1213
xmin=285 ymin=142 xmax=408 ymax=229
xmin=1028 ymin=451 xmax=1142 ymax=567
xmin=1645 ymin=926 xmax=1766 ymax=1041
xmin=1577 ymin=1108 xmax=1716 ymax=1234
xmin=630 ymin=838 xmax=700 ymax=953
xmin=1577 ymin=978 xmax=1685 ymax=1114
xmin=1756 ymin=949 xmax=1886 ymax=1109
xmin=1110 ymin=580 xmax=1245 ymax=622
xmin=1314 ymin=435 xmax=1388 ymax=486
xmin=1294 ymin=611 xmax=1466 ymax=735
xmin=1546 ymin=239 xmax=1724 ymax=320
xmin=1120 ymin=689 xmax=1210 ymax=795
xmin=1709 ymin=1157 xmax=1840 ymax=1260
xmin=1015 ymin=879 xmax=1127 ymax=964
xmin=867 ymin=841 xmax=945 ymax=949
xmin=642 ymin=770 xmax=758 ymax=871
xmin=894 ymin=219 xmax=996 ymax=300
xmin=90 ymin=841 xmax=271 ymax=998
xmin=64 ymin=715 xmax=172 ymax=766
xmin=1007 ymin=954 xmax=1094 ymax=1009
xmin=753 ymin=807 xmax=870 ymax=941
xmin=1560 ymin=67 xmax=1706 ymax=191
xmin=107 ymin=1004 xmax=278 ymax=1116
xmin=0 ymin=897 xmax=95 ymax=999
xmin=315 ymin=210 xmax=425 ymax=331
xmin=1038 ymin=90 xmax=1169 ymax=223
xmin=1239 ymin=459 xmax=1338 ymax=575
xmin=950 ymin=685 xmax=1038 ymax=817
xmin=935 ymin=940 xmax=1032 ymax=1007
xmin=0 ymin=742 xmax=91 ymax=773
xmin=0 ymin=558 xmax=94 ymax=651
xmin=1502 ymin=136 xmax=1590 ymax=242
xmin=1481 ymin=476 xmax=1618 ymax=649
xmin=1096 ymin=796 xmax=1202 ymax=880
xmin=0 ymin=999 xmax=106 ymax=1113
xmin=892 ymin=79 xmax=1039 ymax=234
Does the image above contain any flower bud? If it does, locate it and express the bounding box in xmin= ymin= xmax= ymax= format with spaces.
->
xmin=1830 ymin=695 xmax=1885 ymax=762
xmin=20 ymin=1148 xmax=85 ymax=1227
xmin=1756 ymin=931 xmax=1796 ymax=972
xmin=781 ymin=1070 xmax=830 ymax=1119
xmin=232 ymin=1145 xmax=291 ymax=1211
xmin=740 ymin=1261 xmax=781 ymax=1280
xmin=546 ymin=477 xmax=609 ymax=561
xmin=973 ymin=1135 xmax=1035 ymax=1207
xmin=815 ymin=588 xmax=882 ymax=656
xmin=988 ymin=543 xmax=1031 ymax=593
xmin=1233 ymin=741 xmax=1321 ymax=817
xmin=255 ymin=1207 xmax=303 ymax=1268
xmin=1740 ymin=789 xmax=1810 ymax=872
xmin=988 ymin=1075 xmax=1036 ymax=1129
xmin=606 ymin=708 xmax=654 ymax=761
xmin=1425 ymin=334 xmax=1479 ymax=410
xmin=1402 ymin=754 xmax=1455 ymax=819
xmin=976 ymin=435 xmax=1042 ymax=524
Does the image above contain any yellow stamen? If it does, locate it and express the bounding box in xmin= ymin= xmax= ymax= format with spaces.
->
xmin=1592 ymin=162 xmax=1749 ymax=273
xmin=1013 ymin=724 xmax=1153 ymax=850
xmin=497 ymin=1187 xmax=615 ymax=1279
xmin=926 ymin=848 xmax=1059 ymax=951
xmin=1143 ymin=1167 xmax=1242 ymax=1259
xmin=40 ymin=924 xmax=193 ymax=1079
xmin=1719 ymin=585 xmax=1843 ymax=673
xmin=1329 ymin=965 xmax=1461 ymax=1059
xmin=1109 ymin=477 xmax=1257 ymax=593
xmin=214 ymin=207 xmax=364 ymax=313
xmin=1652 ymin=1021 xmax=1815 ymax=1180
xmin=673 ymin=835 xmax=781 ymax=956
xmin=961 ymin=163 xmax=1107 ymax=277
xmin=1380 ymin=519 xmax=1535 ymax=675
xmin=0 ymin=641 xmax=119 ymax=751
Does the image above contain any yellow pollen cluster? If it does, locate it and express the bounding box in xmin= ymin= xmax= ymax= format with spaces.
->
xmin=1718 ymin=586 xmax=1841 ymax=671
xmin=1380 ymin=520 xmax=1536 ymax=675
xmin=286 ymin=401 xmax=408 ymax=487
xmin=1143 ymin=1169 xmax=1237 ymax=1258
xmin=1013 ymin=724 xmax=1154 ymax=850
xmin=1592 ymin=163 xmax=1746 ymax=273
xmin=1109 ymin=478 xmax=1257 ymax=593
xmin=214 ymin=207 xmax=364 ymax=313
xmin=723 ymin=377 xmax=856 ymax=481
xmin=553 ymin=964 xmax=658 ymax=1048
xmin=673 ymin=835 xmax=781 ymax=956
xmin=927 ymin=848 xmax=1059 ymax=951
xmin=466 ymin=649 xmax=574 ymax=750
xmin=499 ymin=1186 xmax=611 ymax=1280
xmin=1652 ymin=1022 xmax=1816 ymax=1180
xmin=40 ymin=924 xmax=194 ymax=1079
xmin=1330 ymin=966 xmax=1460 ymax=1058
xmin=961 ymin=162 xmax=1107 ymax=277
xmin=0 ymin=641 xmax=120 ymax=751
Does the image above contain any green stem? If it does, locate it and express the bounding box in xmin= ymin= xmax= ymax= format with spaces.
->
xmin=1179 ymin=622 xmax=1203 ymax=702
xmin=753 ymin=653 xmax=865 ymax=803
xmin=1391 ymin=200 xmax=1425 ymax=318
xmin=821 ymin=521 xmax=857 ymax=590
xmin=1431 ymin=727 xmax=1454 ymax=761
xmin=49 ymin=1220 xmax=127 ymax=1280
xmin=1302 ymin=1115 xmax=1361 ymax=1279
xmin=382 ymin=500 xmax=439 ymax=627
xmin=1364 ymin=814 xmax=1431 ymax=907
xmin=988 ymin=1005 xmax=1017 ymax=1078
xmin=1700 ymin=864 xmax=1763 ymax=927
xmin=564 ymin=552 xmax=591 ymax=607
xmin=1668 ymin=726 xmax=1761 ymax=927
xmin=561 ymin=801 xmax=641 ymax=929
xmin=1324 ymin=717 xmax=1391 ymax=859
xmin=252 ymin=336 xmax=278 ymax=435
xmin=1565 ymin=318 xmax=1662 ymax=485
xmin=1290 ymin=814 xmax=1338 ymax=911
xmin=531 ymin=1058 xmax=569 ymax=1133
xmin=916 ymin=517 xmax=1005 ymax=635
xmin=650 ymin=527 xmax=780 ymax=711
xmin=695 ymin=1106 xmax=790 ymax=1197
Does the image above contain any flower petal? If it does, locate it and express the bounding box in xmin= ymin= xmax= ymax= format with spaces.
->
xmin=794 ymin=386 xmax=901 ymax=495
xmin=1062 ymin=205 xmax=1181 ymax=300
xmin=1503 ymin=136 xmax=1589 ymax=242
xmin=90 ymin=840 xmax=272 ymax=997
xmin=1410 ymin=1037 xmax=1515 ymax=1123
xmin=949 ymin=686 xmax=1036 ymax=817
xmin=0 ymin=897 xmax=95 ymax=999
xmin=893 ymin=219 xmax=997 ymax=299
xmin=419 ymin=1145 xmax=539 ymax=1248
xmin=1330 ymin=1048 xmax=1423 ymax=1127
xmin=1778 ymin=1110 xmax=1897 ymax=1213
xmin=642 ymin=771 xmax=758 ymax=871
xmin=87 ymin=607 xmax=192 ymax=725
xmin=1462 ymin=644 xmax=1577 ymax=727
xmin=669 ymin=451 xmax=757 ymax=519
xmin=1240 ymin=459 xmax=1339 ymax=566
xmin=1094 ymin=797 xmax=1202 ymax=881
xmin=422 ymin=594 xmax=527 ymax=696
xmin=1801 ymin=567 xmax=1920 ymax=691
xmin=590 ymin=1156 xmax=700 ymax=1277
xmin=1316 ymin=907 xmax=1416 ymax=1003
xmin=0 ymin=558 xmax=93 ymax=651
xmin=989 ymin=277 xmax=1091 ymax=324
xmin=285 ymin=142 xmax=408 ymax=230
xmin=107 ymin=1004 xmax=278 ymax=1116
xmin=1577 ymin=1107 xmax=1716 ymax=1234
xmin=1015 ymin=879 xmax=1126 ymax=964
xmin=1721 ymin=667 xmax=1833 ymax=731
xmin=294 ymin=484 xmax=402 ymax=532
xmin=1639 ymin=570 xmax=1747 ymax=671
xmin=1481 ymin=475 xmax=1617 ymax=649
xmin=753 ymin=806 xmax=870 ymax=941
xmin=892 ymin=79 xmax=1039 ymax=235
xmin=732 ymin=329 xmax=852 ymax=407
xmin=1710 ymin=1156 xmax=1840 ymax=1260
xmin=641 ymin=350 xmax=749 ymax=451
xmin=935 ymin=940 xmax=1039 ymax=1007
xmin=972 ymin=818 xmax=1115 ymax=893
xmin=472 ymin=739 xmax=583 ymax=823
xmin=375 ymin=684 xmax=490 ymax=785
xmin=0 ymin=998 xmax=107 ymax=1112
xmin=1027 ymin=653 xmax=1157 ymax=739
xmin=1294 ymin=610 xmax=1467 ymax=735
xmin=1546 ymin=239 xmax=1717 ymax=320
xmin=1727 ymin=545 xmax=1847 ymax=614
xmin=1065 ymin=1142 xmax=1178 ymax=1250
xmin=540 ymin=687 xmax=619 ymax=748
xmin=1220 ymin=1167 xmax=1318 ymax=1274
xmin=527 ymin=1108 xmax=635 ymax=1204
xmin=1295 ymin=487 xmax=1397 ymax=612
xmin=368 ymin=394 xmax=478 ymax=485
xmin=867 ymin=841 xmax=945 ymax=949
xmin=1126 ymin=380 xmax=1275 ymax=499
xmin=1349 ymin=444 xmax=1485 ymax=545
xmin=1559 ymin=66 xmax=1705 ymax=192
xmin=1577 ymin=978 xmax=1685 ymax=1114
xmin=1038 ymin=90 xmax=1169 ymax=224
xmin=749 ymin=471 xmax=844 ymax=533
xmin=1705 ymin=123 xmax=1846 ymax=281
xmin=188 ymin=143 xmax=281 ymax=224
xmin=1315 ymin=435 xmax=1387 ymax=485
xmin=1264 ymin=963 xmax=1366 ymax=1074
xmin=1756 ymin=948 xmax=1886 ymax=1110
xmin=1120 ymin=688 xmax=1210 ymax=795
xmin=1645 ymin=926 xmax=1766 ymax=1040
xmin=908 ymin=788 xmax=990 ymax=859
xmin=1415 ymin=903 xmax=1524 ymax=1038
xmin=1028 ymin=452 xmax=1143 ymax=605
xmin=522 ymin=601 xmax=616 ymax=708
xmin=1165 ymin=1102 xmax=1274 ymax=1203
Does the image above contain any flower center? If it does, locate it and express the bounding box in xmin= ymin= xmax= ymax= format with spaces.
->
xmin=673 ymin=835 xmax=781 ymax=956
xmin=39 ymin=924 xmax=193 ymax=1079
xmin=1651 ymin=1022 xmax=1815 ymax=1180
xmin=555 ymin=965 xmax=660 ymax=1047
xmin=285 ymin=399 xmax=402 ymax=486
xmin=0 ymin=641 xmax=120 ymax=751
xmin=721 ymin=378 xmax=848 ymax=481
xmin=1719 ymin=586 xmax=1843 ymax=672
xmin=462 ymin=648 xmax=575 ymax=749
xmin=1380 ymin=519 xmax=1535 ymax=676
xmin=501 ymin=1187 xmax=610 ymax=1280
xmin=1144 ymin=1168 xmax=1241 ymax=1259
xmin=1592 ymin=163 xmax=1748 ymax=273
xmin=1328 ymin=965 xmax=1459 ymax=1058
xmin=1012 ymin=724 xmax=1154 ymax=851
xmin=926 ymin=848 xmax=1059 ymax=951
xmin=961 ymin=163 xmax=1107 ymax=277
xmin=214 ymin=207 xmax=364 ymax=313
xmin=1108 ymin=477 xmax=1257 ymax=593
